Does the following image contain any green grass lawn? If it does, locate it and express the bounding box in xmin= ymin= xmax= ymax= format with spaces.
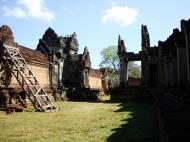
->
xmin=0 ymin=100 xmax=157 ymax=142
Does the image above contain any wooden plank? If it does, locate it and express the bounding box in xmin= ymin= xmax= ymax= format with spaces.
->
xmin=1 ymin=44 xmax=57 ymax=112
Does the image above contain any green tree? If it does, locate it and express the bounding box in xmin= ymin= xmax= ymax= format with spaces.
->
xmin=99 ymin=45 xmax=120 ymax=88
xmin=128 ymin=62 xmax=141 ymax=78
xmin=100 ymin=45 xmax=141 ymax=78
xmin=99 ymin=45 xmax=119 ymax=72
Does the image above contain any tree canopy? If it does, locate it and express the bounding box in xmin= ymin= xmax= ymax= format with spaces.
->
xmin=99 ymin=45 xmax=119 ymax=71
xmin=100 ymin=45 xmax=141 ymax=78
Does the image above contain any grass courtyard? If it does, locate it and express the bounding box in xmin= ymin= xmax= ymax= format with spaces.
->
xmin=0 ymin=100 xmax=157 ymax=142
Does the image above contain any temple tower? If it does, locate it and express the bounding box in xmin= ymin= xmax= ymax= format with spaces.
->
xmin=118 ymin=35 xmax=128 ymax=86
xmin=141 ymin=25 xmax=150 ymax=86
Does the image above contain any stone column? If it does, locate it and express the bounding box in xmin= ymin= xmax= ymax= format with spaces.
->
xmin=176 ymin=47 xmax=180 ymax=86
xmin=58 ymin=61 xmax=64 ymax=88
xmin=172 ymin=53 xmax=178 ymax=88
xmin=141 ymin=59 xmax=149 ymax=86
xmin=169 ymin=57 xmax=174 ymax=87
xmin=166 ymin=55 xmax=174 ymax=88
xmin=158 ymin=46 xmax=163 ymax=86
xmin=84 ymin=70 xmax=89 ymax=86
xmin=164 ymin=58 xmax=169 ymax=87
xmin=141 ymin=60 xmax=145 ymax=85
xmin=184 ymin=33 xmax=190 ymax=89
xmin=83 ymin=71 xmax=85 ymax=85
xmin=52 ymin=63 xmax=59 ymax=89
xmin=125 ymin=60 xmax=128 ymax=85
xmin=167 ymin=60 xmax=171 ymax=87
xmin=158 ymin=62 xmax=163 ymax=86
xmin=58 ymin=62 xmax=60 ymax=85
xmin=181 ymin=20 xmax=190 ymax=89
xmin=120 ymin=57 xmax=128 ymax=86
xmin=176 ymin=41 xmax=188 ymax=89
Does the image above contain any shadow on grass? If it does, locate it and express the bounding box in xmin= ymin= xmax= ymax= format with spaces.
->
xmin=106 ymin=97 xmax=158 ymax=142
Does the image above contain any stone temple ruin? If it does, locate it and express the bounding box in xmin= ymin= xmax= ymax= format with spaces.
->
xmin=117 ymin=19 xmax=190 ymax=141
xmin=0 ymin=25 xmax=108 ymax=112
xmin=1 ymin=16 xmax=190 ymax=141
xmin=118 ymin=19 xmax=190 ymax=91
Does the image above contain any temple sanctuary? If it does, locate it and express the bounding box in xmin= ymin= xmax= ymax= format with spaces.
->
xmin=0 ymin=25 xmax=108 ymax=109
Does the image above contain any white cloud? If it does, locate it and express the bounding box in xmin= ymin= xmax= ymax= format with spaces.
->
xmin=102 ymin=6 xmax=138 ymax=27
xmin=2 ymin=6 xmax=26 ymax=18
xmin=2 ymin=0 xmax=54 ymax=22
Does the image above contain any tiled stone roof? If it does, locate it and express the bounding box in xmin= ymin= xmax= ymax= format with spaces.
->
xmin=17 ymin=45 xmax=49 ymax=63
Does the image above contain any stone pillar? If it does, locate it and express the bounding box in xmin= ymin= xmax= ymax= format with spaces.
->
xmin=78 ymin=70 xmax=84 ymax=86
xmin=120 ymin=57 xmax=128 ymax=86
xmin=184 ymin=32 xmax=190 ymax=91
xmin=141 ymin=59 xmax=149 ymax=86
xmin=158 ymin=62 xmax=164 ymax=86
xmin=185 ymin=34 xmax=190 ymax=84
xmin=166 ymin=55 xmax=174 ymax=88
xmin=164 ymin=58 xmax=169 ymax=87
xmin=141 ymin=60 xmax=145 ymax=84
xmin=161 ymin=63 xmax=165 ymax=86
xmin=186 ymin=35 xmax=190 ymax=91
xmin=125 ymin=61 xmax=128 ymax=85
xmin=83 ymin=71 xmax=85 ymax=85
xmin=58 ymin=61 xmax=64 ymax=88
xmin=158 ymin=46 xmax=163 ymax=86
xmin=167 ymin=61 xmax=171 ymax=87
xmin=52 ymin=62 xmax=59 ymax=89
xmin=176 ymin=41 xmax=188 ymax=89
xmin=84 ymin=70 xmax=89 ymax=86
xmin=169 ymin=56 xmax=174 ymax=87
xmin=181 ymin=20 xmax=190 ymax=89
xmin=172 ymin=53 xmax=178 ymax=88
xmin=58 ymin=62 xmax=60 ymax=85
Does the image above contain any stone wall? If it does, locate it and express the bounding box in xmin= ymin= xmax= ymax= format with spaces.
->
xmin=118 ymin=19 xmax=190 ymax=91
xmin=0 ymin=24 xmax=108 ymax=105
xmin=8 ymin=64 xmax=49 ymax=88
xmin=30 ymin=64 xmax=50 ymax=87
xmin=128 ymin=77 xmax=141 ymax=86
xmin=88 ymin=76 xmax=102 ymax=90
xmin=88 ymin=69 xmax=106 ymax=90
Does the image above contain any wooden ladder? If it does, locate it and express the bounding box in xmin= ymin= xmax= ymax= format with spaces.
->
xmin=1 ymin=44 xmax=58 ymax=112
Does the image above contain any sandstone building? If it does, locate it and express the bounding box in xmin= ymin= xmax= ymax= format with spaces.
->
xmin=117 ymin=19 xmax=190 ymax=141
xmin=118 ymin=19 xmax=190 ymax=95
xmin=0 ymin=25 xmax=108 ymax=108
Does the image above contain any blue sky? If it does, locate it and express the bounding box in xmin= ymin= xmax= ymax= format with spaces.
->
xmin=0 ymin=0 xmax=190 ymax=69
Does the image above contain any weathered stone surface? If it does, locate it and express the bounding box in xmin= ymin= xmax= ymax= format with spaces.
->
xmin=118 ymin=19 xmax=190 ymax=91
xmin=0 ymin=25 xmax=108 ymax=105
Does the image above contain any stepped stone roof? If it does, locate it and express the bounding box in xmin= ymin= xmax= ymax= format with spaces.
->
xmin=89 ymin=69 xmax=102 ymax=78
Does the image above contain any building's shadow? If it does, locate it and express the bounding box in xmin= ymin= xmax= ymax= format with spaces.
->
xmin=106 ymin=97 xmax=158 ymax=142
